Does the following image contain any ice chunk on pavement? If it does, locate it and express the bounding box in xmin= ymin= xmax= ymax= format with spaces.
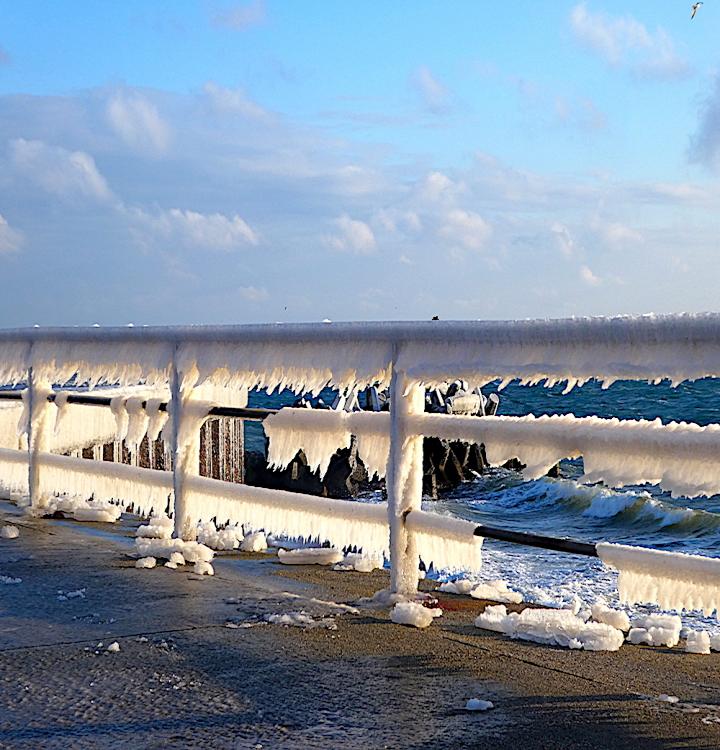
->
xmin=711 ymin=634 xmax=720 ymax=652
xmin=196 ymin=520 xmax=244 ymax=551
xmin=277 ymin=547 xmax=344 ymax=565
xmin=466 ymin=699 xmax=494 ymax=711
xmin=106 ymin=642 xmax=120 ymax=653
xmin=0 ymin=525 xmax=19 ymax=539
xmin=169 ymin=552 xmax=185 ymax=566
xmin=333 ymin=552 xmax=384 ymax=572
xmin=136 ymin=514 xmax=173 ymax=539
xmin=470 ymin=580 xmax=523 ymax=604
xmin=135 ymin=537 xmax=214 ymax=563
xmin=265 ymin=612 xmax=337 ymax=630
xmin=164 ymin=561 xmax=177 ymax=569
xmin=240 ymin=531 xmax=267 ymax=552
xmin=627 ymin=614 xmax=681 ymax=648
xmin=591 ymin=603 xmax=630 ymax=632
xmin=439 ymin=579 xmax=476 ymax=595
xmin=685 ymin=630 xmax=711 ymax=654
xmin=657 ymin=694 xmax=680 ymax=703
xmin=390 ymin=601 xmax=443 ymax=629
xmin=194 ymin=561 xmax=214 ymax=576
xmin=135 ymin=557 xmax=157 ymax=569
xmin=475 ymin=606 xmax=624 ymax=651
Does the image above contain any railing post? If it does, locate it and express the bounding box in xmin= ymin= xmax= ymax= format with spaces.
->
xmin=387 ymin=354 xmax=425 ymax=596
xmin=26 ymin=359 xmax=53 ymax=509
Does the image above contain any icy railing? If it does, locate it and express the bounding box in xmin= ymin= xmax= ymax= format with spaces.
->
xmin=2 ymin=313 xmax=720 ymax=600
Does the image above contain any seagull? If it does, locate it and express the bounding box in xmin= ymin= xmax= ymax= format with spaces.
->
xmin=691 ymin=2 xmax=703 ymax=19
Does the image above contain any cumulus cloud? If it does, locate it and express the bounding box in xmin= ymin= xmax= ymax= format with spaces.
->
xmin=689 ymin=73 xmax=720 ymax=168
xmin=580 ymin=264 xmax=602 ymax=286
xmin=10 ymin=138 xmax=112 ymax=202
xmin=239 ymin=285 xmax=269 ymax=302
xmin=0 ymin=214 xmax=22 ymax=253
xmin=439 ymin=209 xmax=492 ymax=251
xmin=106 ymin=93 xmax=170 ymax=154
xmin=212 ymin=0 xmax=265 ymax=30
xmin=570 ymin=3 xmax=688 ymax=79
xmin=326 ymin=215 xmax=376 ymax=254
xmin=412 ymin=66 xmax=450 ymax=113
xmin=129 ymin=207 xmax=259 ymax=251
xmin=203 ymin=81 xmax=269 ymax=119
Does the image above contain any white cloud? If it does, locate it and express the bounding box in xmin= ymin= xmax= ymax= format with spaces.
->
xmin=129 ymin=207 xmax=259 ymax=250
xmin=420 ymin=171 xmax=462 ymax=202
xmin=412 ymin=66 xmax=450 ymax=113
xmin=599 ymin=221 xmax=643 ymax=246
xmin=203 ymin=81 xmax=269 ymax=119
xmin=239 ymin=285 xmax=269 ymax=302
xmin=212 ymin=1 xmax=265 ymax=30
xmin=580 ymin=264 xmax=602 ymax=286
xmin=374 ymin=208 xmax=421 ymax=234
xmin=10 ymin=138 xmax=112 ymax=202
xmin=570 ymin=3 xmax=688 ymax=79
xmin=689 ymin=73 xmax=720 ymax=168
xmin=326 ymin=215 xmax=376 ymax=254
xmin=0 ymin=213 xmax=22 ymax=253
xmin=551 ymin=222 xmax=578 ymax=257
xmin=106 ymin=93 xmax=170 ymax=154
xmin=439 ymin=209 xmax=492 ymax=251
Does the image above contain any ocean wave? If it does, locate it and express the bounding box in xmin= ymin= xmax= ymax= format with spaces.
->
xmin=481 ymin=476 xmax=720 ymax=534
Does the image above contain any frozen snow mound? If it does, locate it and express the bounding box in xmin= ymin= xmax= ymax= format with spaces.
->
xmin=685 ymin=630 xmax=711 ymax=654
xmin=440 ymin=578 xmax=523 ymax=604
xmin=193 ymin=560 xmax=214 ymax=576
xmin=475 ymin=605 xmax=625 ymax=651
xmin=136 ymin=514 xmax=173 ymax=539
xmin=333 ymin=551 xmax=384 ymax=572
xmin=466 ymin=699 xmax=494 ymax=712
xmin=277 ymin=547 xmax=344 ymax=565
xmin=135 ymin=537 xmax=214 ymax=564
xmin=240 ymin=531 xmax=267 ymax=552
xmin=0 ymin=525 xmax=19 ymax=539
xmin=265 ymin=612 xmax=337 ymax=630
xmin=390 ymin=601 xmax=443 ymax=629
xmin=32 ymin=496 xmax=123 ymax=523
xmin=590 ymin=603 xmax=630 ymax=632
xmin=626 ymin=614 xmax=681 ymax=648
xmin=135 ymin=556 xmax=157 ymax=569
xmin=196 ymin=520 xmax=244 ymax=551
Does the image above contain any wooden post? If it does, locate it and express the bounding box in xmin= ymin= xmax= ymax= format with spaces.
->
xmin=386 ymin=358 xmax=425 ymax=596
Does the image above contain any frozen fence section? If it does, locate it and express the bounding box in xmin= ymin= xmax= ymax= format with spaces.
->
xmin=3 ymin=314 xmax=720 ymax=601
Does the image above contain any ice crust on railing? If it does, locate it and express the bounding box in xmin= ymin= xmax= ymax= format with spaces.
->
xmin=264 ymin=409 xmax=391 ymax=479
xmin=405 ymin=510 xmax=483 ymax=572
xmin=30 ymin=452 xmax=172 ymax=518
xmin=414 ymin=413 xmax=720 ymax=498
xmin=0 ymin=447 xmax=31 ymax=495
xmin=597 ymin=542 xmax=720 ymax=616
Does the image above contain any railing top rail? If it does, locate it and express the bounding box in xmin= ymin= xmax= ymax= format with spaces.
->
xmin=1 ymin=313 xmax=720 ymax=346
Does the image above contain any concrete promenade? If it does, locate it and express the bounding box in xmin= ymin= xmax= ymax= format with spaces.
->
xmin=1 ymin=503 xmax=720 ymax=749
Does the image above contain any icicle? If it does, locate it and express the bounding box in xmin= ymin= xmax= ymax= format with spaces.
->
xmin=53 ymin=392 xmax=70 ymax=435
xmin=110 ymin=396 xmax=129 ymax=441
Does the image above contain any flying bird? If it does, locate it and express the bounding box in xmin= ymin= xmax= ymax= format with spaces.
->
xmin=691 ymin=2 xmax=703 ymax=19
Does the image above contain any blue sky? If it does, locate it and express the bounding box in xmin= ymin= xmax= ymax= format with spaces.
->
xmin=0 ymin=0 xmax=719 ymax=325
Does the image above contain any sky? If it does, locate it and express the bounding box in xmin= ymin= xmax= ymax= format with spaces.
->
xmin=0 ymin=0 xmax=719 ymax=326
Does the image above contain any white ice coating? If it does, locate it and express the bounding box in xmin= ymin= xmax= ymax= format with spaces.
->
xmin=598 ymin=542 xmax=720 ymax=616
xmin=414 ymin=413 xmax=720 ymax=498
xmin=264 ymin=408 xmax=390 ymax=478
xmin=390 ymin=601 xmax=443 ymax=629
xmin=277 ymin=547 xmax=344 ymax=565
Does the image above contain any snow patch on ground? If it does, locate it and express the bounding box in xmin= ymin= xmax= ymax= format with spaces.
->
xmin=265 ymin=612 xmax=337 ymax=630
xmin=475 ymin=605 xmax=625 ymax=651
xmin=390 ymin=601 xmax=443 ymax=629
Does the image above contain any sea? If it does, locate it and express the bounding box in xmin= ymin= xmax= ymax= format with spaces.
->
xmin=248 ymin=378 xmax=720 ymax=630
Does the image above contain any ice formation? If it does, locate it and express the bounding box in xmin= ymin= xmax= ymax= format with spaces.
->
xmin=439 ymin=579 xmax=477 ymax=596
xmin=626 ymin=614 xmax=682 ymax=648
xmin=469 ymin=580 xmax=523 ymax=604
xmin=333 ymin=552 xmax=384 ymax=572
xmin=136 ymin=514 xmax=173 ymax=539
xmin=466 ymin=699 xmax=494 ymax=712
xmin=193 ymin=560 xmax=214 ymax=576
xmin=135 ymin=537 xmax=214 ymax=564
xmin=474 ymin=605 xmax=625 ymax=651
xmin=0 ymin=525 xmax=19 ymax=539
xmin=264 ymin=612 xmax=337 ymax=630
xmin=590 ymin=603 xmax=630 ymax=632
xmin=277 ymin=547 xmax=344 ymax=565
xmin=106 ymin=642 xmax=120 ymax=653
xmin=597 ymin=543 xmax=720 ymax=616
xmin=685 ymin=630 xmax=711 ymax=654
xmin=135 ymin=557 xmax=157 ymax=569
xmin=31 ymin=495 xmax=123 ymax=523
xmin=390 ymin=601 xmax=443 ymax=629
xmin=240 ymin=530 xmax=268 ymax=552
xmin=196 ymin=520 xmax=244 ymax=550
